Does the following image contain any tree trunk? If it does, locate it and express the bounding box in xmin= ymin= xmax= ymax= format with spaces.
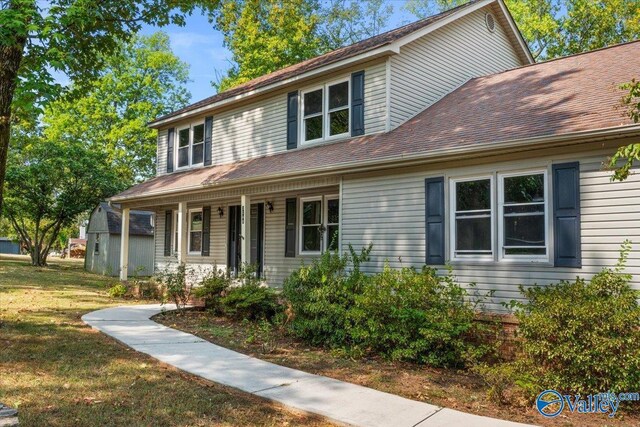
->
xmin=0 ymin=2 xmax=28 ymax=218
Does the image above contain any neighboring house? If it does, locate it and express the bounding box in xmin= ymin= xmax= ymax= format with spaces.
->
xmin=85 ymin=202 xmax=154 ymax=277
xmin=0 ymin=237 xmax=20 ymax=255
xmin=110 ymin=0 xmax=640 ymax=311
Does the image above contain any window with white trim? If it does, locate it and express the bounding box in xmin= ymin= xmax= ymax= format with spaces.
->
xmin=188 ymin=209 xmax=203 ymax=254
xmin=172 ymin=210 xmax=179 ymax=254
xmin=451 ymin=177 xmax=493 ymax=259
xmin=449 ymin=170 xmax=549 ymax=263
xmin=176 ymin=122 xmax=205 ymax=169
xmin=299 ymin=196 xmax=340 ymax=254
xmin=499 ymin=171 xmax=548 ymax=260
xmin=301 ymin=79 xmax=349 ymax=144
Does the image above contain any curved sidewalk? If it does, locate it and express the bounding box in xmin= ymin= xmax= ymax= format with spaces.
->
xmin=82 ymin=304 xmax=536 ymax=427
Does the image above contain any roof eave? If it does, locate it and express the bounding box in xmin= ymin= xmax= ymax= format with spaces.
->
xmin=148 ymin=44 xmax=400 ymax=129
xmin=111 ymin=124 xmax=640 ymax=204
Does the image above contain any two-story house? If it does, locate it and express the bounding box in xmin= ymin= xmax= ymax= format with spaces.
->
xmin=111 ymin=0 xmax=640 ymax=310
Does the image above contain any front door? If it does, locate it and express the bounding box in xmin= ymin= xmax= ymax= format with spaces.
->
xmin=228 ymin=205 xmax=242 ymax=275
xmin=250 ymin=203 xmax=264 ymax=277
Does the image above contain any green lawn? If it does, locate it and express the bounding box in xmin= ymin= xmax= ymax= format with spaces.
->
xmin=0 ymin=256 xmax=328 ymax=427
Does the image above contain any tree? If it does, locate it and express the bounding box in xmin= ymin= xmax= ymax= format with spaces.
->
xmin=609 ymin=80 xmax=640 ymax=181
xmin=404 ymin=0 xmax=640 ymax=60
xmin=213 ymin=0 xmax=326 ymax=92
xmin=0 ymin=0 xmax=218 ymax=218
xmin=44 ymin=32 xmax=191 ymax=184
xmin=319 ymin=0 xmax=394 ymax=50
xmin=213 ymin=0 xmax=393 ymax=91
xmin=3 ymin=126 xmax=122 ymax=266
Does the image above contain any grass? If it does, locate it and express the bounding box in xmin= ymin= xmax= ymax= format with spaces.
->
xmin=156 ymin=309 xmax=640 ymax=427
xmin=0 ymin=255 xmax=329 ymax=427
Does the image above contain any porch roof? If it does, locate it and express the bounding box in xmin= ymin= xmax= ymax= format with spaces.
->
xmin=112 ymin=40 xmax=640 ymax=203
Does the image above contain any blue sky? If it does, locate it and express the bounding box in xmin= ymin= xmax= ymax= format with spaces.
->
xmin=139 ymin=2 xmax=417 ymax=103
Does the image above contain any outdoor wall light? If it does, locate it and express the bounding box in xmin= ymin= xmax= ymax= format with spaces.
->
xmin=266 ymin=201 xmax=274 ymax=213
xmin=217 ymin=207 xmax=224 ymax=218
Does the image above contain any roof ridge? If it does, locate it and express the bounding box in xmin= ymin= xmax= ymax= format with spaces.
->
xmin=149 ymin=0 xmax=487 ymax=126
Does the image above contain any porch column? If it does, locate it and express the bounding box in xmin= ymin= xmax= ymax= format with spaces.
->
xmin=119 ymin=207 xmax=130 ymax=281
xmin=241 ymin=195 xmax=250 ymax=268
xmin=177 ymin=201 xmax=187 ymax=263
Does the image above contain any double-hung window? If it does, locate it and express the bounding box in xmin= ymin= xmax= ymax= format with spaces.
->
xmin=188 ymin=209 xmax=203 ymax=254
xmin=300 ymin=196 xmax=340 ymax=254
xmin=301 ymin=80 xmax=349 ymax=144
xmin=499 ymin=171 xmax=547 ymax=260
xmin=449 ymin=170 xmax=549 ymax=263
xmin=176 ymin=122 xmax=205 ymax=169
xmin=451 ymin=177 xmax=493 ymax=259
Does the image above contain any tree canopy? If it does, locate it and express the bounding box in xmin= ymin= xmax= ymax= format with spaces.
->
xmin=0 ymin=0 xmax=218 ymax=217
xmin=44 ymin=32 xmax=191 ymax=184
xmin=3 ymin=33 xmax=190 ymax=266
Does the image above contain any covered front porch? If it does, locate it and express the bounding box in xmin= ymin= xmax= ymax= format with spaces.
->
xmin=116 ymin=176 xmax=341 ymax=286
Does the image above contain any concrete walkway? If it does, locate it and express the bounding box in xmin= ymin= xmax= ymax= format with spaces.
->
xmin=82 ymin=304 xmax=536 ymax=427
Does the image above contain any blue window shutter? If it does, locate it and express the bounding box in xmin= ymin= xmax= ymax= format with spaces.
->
xmin=351 ymin=71 xmax=365 ymax=136
xmin=287 ymin=91 xmax=298 ymax=150
xmin=425 ymin=177 xmax=445 ymax=265
xmin=166 ymin=128 xmax=175 ymax=173
xmin=553 ymin=162 xmax=581 ymax=267
xmin=204 ymin=116 xmax=213 ymax=166
xmin=164 ymin=210 xmax=172 ymax=256
xmin=285 ymin=198 xmax=297 ymax=257
xmin=201 ymin=206 xmax=211 ymax=256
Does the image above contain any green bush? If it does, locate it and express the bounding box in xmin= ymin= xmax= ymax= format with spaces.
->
xmin=282 ymin=245 xmax=371 ymax=347
xmin=221 ymin=284 xmax=280 ymax=320
xmin=515 ymin=241 xmax=640 ymax=395
xmin=107 ymin=283 xmax=127 ymax=298
xmin=158 ymin=263 xmax=192 ymax=308
xmin=193 ymin=267 xmax=230 ymax=313
xmin=349 ymin=265 xmax=483 ymax=367
xmin=481 ymin=241 xmax=640 ymax=401
xmin=283 ymin=245 xmax=487 ymax=367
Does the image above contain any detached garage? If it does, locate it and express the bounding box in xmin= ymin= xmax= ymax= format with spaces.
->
xmin=85 ymin=202 xmax=154 ymax=277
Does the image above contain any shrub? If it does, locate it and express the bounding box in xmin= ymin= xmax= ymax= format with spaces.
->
xmin=349 ymin=265 xmax=484 ymax=367
xmin=221 ymin=283 xmax=280 ymax=321
xmin=159 ymin=263 xmax=193 ymax=308
xmin=108 ymin=283 xmax=127 ymax=298
xmin=480 ymin=241 xmax=640 ymax=401
xmin=515 ymin=241 xmax=640 ymax=395
xmin=282 ymin=245 xmax=371 ymax=347
xmin=193 ymin=266 xmax=230 ymax=313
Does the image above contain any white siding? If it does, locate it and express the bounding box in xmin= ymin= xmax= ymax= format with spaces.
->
xmin=156 ymin=129 xmax=168 ymax=177
xmin=389 ymin=6 xmax=523 ymax=129
xmin=156 ymin=61 xmax=387 ymax=177
xmin=363 ymin=61 xmax=387 ymax=134
xmin=151 ymin=187 xmax=339 ymax=287
xmin=341 ymin=151 xmax=640 ymax=312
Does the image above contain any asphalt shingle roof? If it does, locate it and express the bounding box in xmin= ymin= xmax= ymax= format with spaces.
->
xmin=114 ymin=40 xmax=640 ymax=202
xmin=148 ymin=0 xmax=482 ymax=126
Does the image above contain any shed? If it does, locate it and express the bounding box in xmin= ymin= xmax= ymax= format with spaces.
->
xmin=0 ymin=237 xmax=20 ymax=255
xmin=85 ymin=202 xmax=154 ymax=277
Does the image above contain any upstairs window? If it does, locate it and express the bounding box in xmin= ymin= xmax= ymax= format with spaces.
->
xmin=176 ymin=122 xmax=205 ymax=169
xmin=301 ymin=79 xmax=350 ymax=144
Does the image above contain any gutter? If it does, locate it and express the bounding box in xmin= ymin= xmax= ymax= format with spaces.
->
xmin=110 ymin=124 xmax=640 ymax=204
